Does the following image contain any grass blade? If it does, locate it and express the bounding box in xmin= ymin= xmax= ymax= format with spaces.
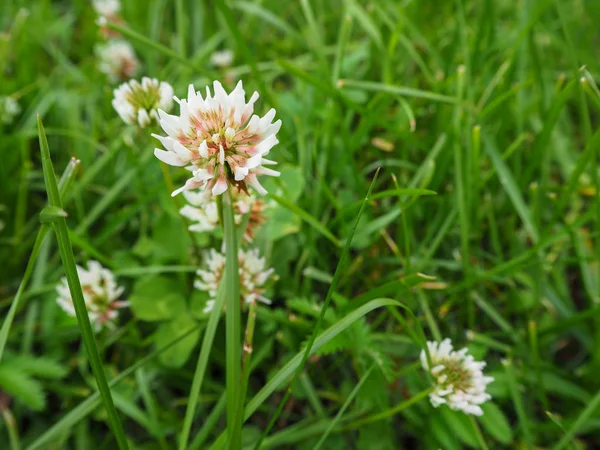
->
xmin=37 ymin=116 xmax=128 ymax=450
xmin=253 ymin=169 xmax=380 ymax=448
xmin=313 ymin=365 xmax=374 ymax=450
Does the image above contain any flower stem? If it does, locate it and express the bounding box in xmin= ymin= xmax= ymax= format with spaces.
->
xmin=470 ymin=415 xmax=489 ymax=450
xmin=223 ymin=191 xmax=242 ymax=448
xmin=239 ymin=300 xmax=258 ymax=410
xmin=341 ymin=387 xmax=433 ymax=430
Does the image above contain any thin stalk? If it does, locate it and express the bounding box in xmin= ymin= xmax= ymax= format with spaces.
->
xmin=253 ymin=169 xmax=380 ymax=449
xmin=342 ymin=388 xmax=432 ymax=429
xmin=239 ymin=300 xmax=258 ymax=415
xmin=224 ymin=191 xmax=242 ymax=449
xmin=37 ymin=116 xmax=128 ymax=450
xmin=2 ymin=409 xmax=21 ymax=450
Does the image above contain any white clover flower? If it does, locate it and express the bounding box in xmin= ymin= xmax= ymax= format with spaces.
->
xmin=92 ymin=0 xmax=120 ymax=18
xmin=1 ymin=96 xmax=21 ymax=125
xmin=112 ymin=77 xmax=174 ymax=128
xmin=420 ymin=338 xmax=494 ymax=416
xmin=195 ymin=248 xmax=276 ymax=313
xmin=56 ymin=260 xmax=128 ymax=332
xmin=211 ymin=49 xmax=234 ymax=68
xmin=96 ymin=40 xmax=139 ymax=83
xmin=179 ymin=189 xmax=266 ymax=242
xmin=153 ymin=80 xmax=281 ymax=197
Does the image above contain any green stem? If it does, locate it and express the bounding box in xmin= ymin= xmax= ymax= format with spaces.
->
xmin=2 ymin=409 xmax=21 ymax=450
xmin=342 ymin=388 xmax=432 ymax=430
xmin=224 ymin=191 xmax=242 ymax=449
xmin=239 ymin=300 xmax=258 ymax=415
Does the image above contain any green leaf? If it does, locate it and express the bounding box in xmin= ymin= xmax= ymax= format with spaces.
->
xmin=152 ymin=213 xmax=192 ymax=262
xmin=263 ymin=207 xmax=302 ymax=241
xmin=8 ymin=355 xmax=68 ymax=379
xmin=0 ymin=366 xmax=45 ymax=411
xmin=262 ymin=165 xmax=305 ymax=203
xmin=129 ymin=276 xmax=186 ymax=322
xmin=479 ymin=402 xmax=513 ymax=444
xmin=39 ymin=205 xmax=68 ymax=223
xmin=153 ymin=315 xmax=202 ymax=368
xmin=440 ymin=407 xmax=478 ymax=448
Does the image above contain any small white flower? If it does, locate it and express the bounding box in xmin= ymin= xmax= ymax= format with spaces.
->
xmin=96 ymin=40 xmax=139 ymax=83
xmin=56 ymin=260 xmax=128 ymax=332
xmin=1 ymin=96 xmax=21 ymax=125
xmin=211 ymin=50 xmax=234 ymax=68
xmin=195 ymin=248 xmax=276 ymax=313
xmin=112 ymin=77 xmax=174 ymax=128
xmin=420 ymin=338 xmax=494 ymax=416
xmin=179 ymin=189 xmax=267 ymax=242
xmin=153 ymin=80 xmax=282 ymax=197
xmin=92 ymin=0 xmax=120 ymax=18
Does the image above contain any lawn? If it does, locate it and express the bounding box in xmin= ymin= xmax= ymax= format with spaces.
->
xmin=1 ymin=0 xmax=600 ymax=449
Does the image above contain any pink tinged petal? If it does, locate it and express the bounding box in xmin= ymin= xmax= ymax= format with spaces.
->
xmin=225 ymin=127 xmax=236 ymax=141
xmin=212 ymin=173 xmax=228 ymax=196
xmin=247 ymin=174 xmax=267 ymax=195
xmin=154 ymin=149 xmax=187 ymax=167
xmin=199 ymin=140 xmax=209 ymax=158
xmin=219 ymin=144 xmax=225 ymax=165
xmin=172 ymin=177 xmax=204 ymax=197
xmin=241 ymin=91 xmax=259 ymax=123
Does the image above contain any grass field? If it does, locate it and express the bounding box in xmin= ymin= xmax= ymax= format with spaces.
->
xmin=1 ymin=0 xmax=600 ymax=448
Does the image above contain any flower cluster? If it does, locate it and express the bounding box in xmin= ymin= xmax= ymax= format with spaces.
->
xmin=93 ymin=0 xmax=139 ymax=81
xmin=179 ymin=189 xmax=267 ymax=242
xmin=96 ymin=40 xmax=139 ymax=82
xmin=211 ymin=49 xmax=234 ymax=68
xmin=0 ymin=96 xmax=20 ymax=125
xmin=56 ymin=261 xmax=128 ymax=332
xmin=195 ymin=248 xmax=276 ymax=314
xmin=154 ymin=80 xmax=281 ymax=197
xmin=112 ymin=77 xmax=174 ymax=128
xmin=420 ymin=338 xmax=494 ymax=416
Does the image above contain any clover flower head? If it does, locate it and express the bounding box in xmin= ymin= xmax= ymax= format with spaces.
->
xmin=112 ymin=77 xmax=174 ymax=128
xmin=153 ymin=80 xmax=282 ymax=197
xmin=195 ymin=248 xmax=276 ymax=313
xmin=179 ymin=189 xmax=267 ymax=242
xmin=92 ymin=0 xmax=120 ymax=18
xmin=211 ymin=50 xmax=234 ymax=68
xmin=1 ymin=96 xmax=21 ymax=125
xmin=96 ymin=40 xmax=139 ymax=83
xmin=56 ymin=260 xmax=128 ymax=332
xmin=420 ymin=338 xmax=494 ymax=416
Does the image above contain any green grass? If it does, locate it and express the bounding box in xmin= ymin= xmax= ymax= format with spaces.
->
xmin=1 ymin=0 xmax=600 ymax=449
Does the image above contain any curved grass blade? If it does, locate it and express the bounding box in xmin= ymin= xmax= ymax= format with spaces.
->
xmin=26 ymin=325 xmax=201 ymax=450
xmin=252 ymin=169 xmax=381 ymax=448
xmin=313 ymin=365 xmax=374 ymax=450
xmin=37 ymin=116 xmax=128 ymax=450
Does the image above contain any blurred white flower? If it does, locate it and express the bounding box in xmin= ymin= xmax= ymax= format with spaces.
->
xmin=92 ymin=0 xmax=120 ymax=18
xmin=1 ymin=96 xmax=21 ymax=125
xmin=179 ymin=189 xmax=267 ymax=242
xmin=96 ymin=40 xmax=138 ymax=82
xmin=112 ymin=77 xmax=174 ymax=128
xmin=195 ymin=248 xmax=276 ymax=313
xmin=153 ymin=80 xmax=281 ymax=197
xmin=56 ymin=260 xmax=128 ymax=332
xmin=211 ymin=49 xmax=234 ymax=68
xmin=420 ymin=338 xmax=494 ymax=416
